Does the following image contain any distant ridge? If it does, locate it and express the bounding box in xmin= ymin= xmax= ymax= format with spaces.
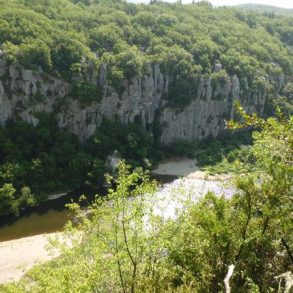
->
xmin=237 ymin=3 xmax=293 ymax=15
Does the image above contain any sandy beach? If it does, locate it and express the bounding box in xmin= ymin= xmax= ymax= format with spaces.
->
xmin=0 ymin=158 xmax=232 ymax=285
xmin=152 ymin=158 xmax=230 ymax=180
xmin=0 ymin=233 xmax=60 ymax=284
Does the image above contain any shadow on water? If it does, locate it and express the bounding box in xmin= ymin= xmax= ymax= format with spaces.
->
xmin=0 ymin=175 xmax=175 ymax=242
xmin=0 ymin=186 xmax=103 ymax=242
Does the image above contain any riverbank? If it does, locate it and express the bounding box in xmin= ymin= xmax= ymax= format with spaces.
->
xmin=0 ymin=158 xmax=234 ymax=285
xmin=152 ymin=157 xmax=231 ymax=181
xmin=0 ymin=233 xmax=60 ymax=284
xmin=47 ymin=190 xmax=71 ymax=201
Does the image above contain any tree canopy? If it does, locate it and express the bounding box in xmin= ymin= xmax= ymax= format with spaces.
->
xmin=0 ymin=0 xmax=292 ymax=101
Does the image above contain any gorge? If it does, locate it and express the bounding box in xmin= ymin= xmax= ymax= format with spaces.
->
xmin=0 ymin=1 xmax=292 ymax=292
xmin=0 ymin=59 xmax=274 ymax=144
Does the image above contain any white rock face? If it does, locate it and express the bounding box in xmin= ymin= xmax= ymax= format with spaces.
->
xmin=56 ymin=63 xmax=167 ymax=140
xmin=159 ymin=71 xmax=274 ymax=144
xmin=0 ymin=56 xmax=272 ymax=143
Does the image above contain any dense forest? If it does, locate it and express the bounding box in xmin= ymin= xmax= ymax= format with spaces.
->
xmin=237 ymin=3 xmax=293 ymax=16
xmin=0 ymin=0 xmax=292 ymax=292
xmin=0 ymin=0 xmax=292 ymax=215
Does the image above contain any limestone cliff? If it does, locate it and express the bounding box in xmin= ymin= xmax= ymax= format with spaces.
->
xmin=0 ymin=56 xmax=280 ymax=144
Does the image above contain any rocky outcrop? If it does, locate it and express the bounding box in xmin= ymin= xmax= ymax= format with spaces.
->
xmin=0 ymin=56 xmax=276 ymax=144
xmin=160 ymin=74 xmax=267 ymax=144
xmin=57 ymin=63 xmax=167 ymax=140
xmin=0 ymin=59 xmax=71 ymax=127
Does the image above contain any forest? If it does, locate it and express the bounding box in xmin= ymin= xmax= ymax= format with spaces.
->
xmin=0 ymin=0 xmax=292 ymax=216
xmin=1 ymin=105 xmax=292 ymax=292
xmin=0 ymin=0 xmax=292 ymax=292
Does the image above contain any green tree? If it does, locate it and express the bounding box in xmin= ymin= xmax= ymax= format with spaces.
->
xmin=0 ymin=183 xmax=18 ymax=216
xmin=224 ymin=105 xmax=293 ymax=290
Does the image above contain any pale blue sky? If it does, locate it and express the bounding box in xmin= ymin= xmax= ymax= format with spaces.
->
xmin=127 ymin=0 xmax=293 ymax=9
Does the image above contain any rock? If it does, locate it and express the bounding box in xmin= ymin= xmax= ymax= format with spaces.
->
xmin=0 ymin=81 xmax=13 ymax=126
xmin=98 ymin=63 xmax=107 ymax=86
xmin=0 ymin=61 xmax=273 ymax=144
xmin=105 ymin=150 xmax=122 ymax=175
xmin=214 ymin=62 xmax=222 ymax=72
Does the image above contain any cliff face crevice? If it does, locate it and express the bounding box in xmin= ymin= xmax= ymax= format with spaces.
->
xmin=0 ymin=57 xmax=277 ymax=144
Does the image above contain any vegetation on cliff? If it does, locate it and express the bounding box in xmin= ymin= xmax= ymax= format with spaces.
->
xmin=0 ymin=0 xmax=292 ymax=214
xmin=0 ymin=0 xmax=292 ymax=108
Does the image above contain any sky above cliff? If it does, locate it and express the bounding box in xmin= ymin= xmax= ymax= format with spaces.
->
xmin=126 ymin=0 xmax=293 ymax=9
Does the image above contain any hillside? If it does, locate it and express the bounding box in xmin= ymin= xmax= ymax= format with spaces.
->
xmin=237 ymin=3 xmax=293 ymax=16
xmin=0 ymin=1 xmax=292 ymax=292
xmin=0 ymin=0 xmax=292 ymax=214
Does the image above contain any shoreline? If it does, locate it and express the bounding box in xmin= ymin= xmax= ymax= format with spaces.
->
xmin=47 ymin=190 xmax=72 ymax=201
xmin=0 ymin=233 xmax=60 ymax=284
xmin=152 ymin=157 xmax=231 ymax=181
xmin=0 ymin=158 xmax=232 ymax=285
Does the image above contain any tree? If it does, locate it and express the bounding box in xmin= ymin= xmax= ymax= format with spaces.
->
xmin=223 ymin=105 xmax=293 ymax=290
xmin=0 ymin=183 xmax=18 ymax=216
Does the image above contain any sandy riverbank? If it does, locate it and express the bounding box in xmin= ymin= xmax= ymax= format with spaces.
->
xmin=0 ymin=233 xmax=60 ymax=284
xmin=0 ymin=158 xmax=232 ymax=285
xmin=152 ymin=158 xmax=230 ymax=180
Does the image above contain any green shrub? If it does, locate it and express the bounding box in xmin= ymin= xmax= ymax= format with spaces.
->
xmin=72 ymin=82 xmax=103 ymax=106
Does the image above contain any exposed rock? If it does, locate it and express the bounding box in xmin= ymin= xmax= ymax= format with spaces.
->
xmin=105 ymin=150 xmax=122 ymax=175
xmin=98 ymin=63 xmax=107 ymax=87
xmin=0 ymin=57 xmax=279 ymax=144
xmin=214 ymin=62 xmax=222 ymax=72
xmin=0 ymin=80 xmax=12 ymax=125
xmin=159 ymin=74 xmax=242 ymax=144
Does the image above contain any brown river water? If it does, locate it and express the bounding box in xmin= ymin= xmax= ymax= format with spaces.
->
xmin=0 ymin=175 xmax=175 ymax=242
xmin=0 ymin=187 xmax=97 ymax=242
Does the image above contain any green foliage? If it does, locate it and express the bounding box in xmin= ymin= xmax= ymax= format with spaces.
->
xmin=0 ymin=181 xmax=35 ymax=217
xmin=0 ymin=0 xmax=292 ymax=107
xmin=89 ymin=24 xmax=122 ymax=53
xmin=72 ymin=82 xmax=103 ymax=106
xmin=0 ymin=184 xmax=18 ymax=216
xmin=167 ymin=131 xmax=253 ymax=170
xmin=18 ymin=40 xmax=52 ymax=70
xmin=0 ymin=114 xmax=94 ymax=215
xmin=168 ymin=139 xmax=198 ymax=158
xmin=89 ymin=117 xmax=155 ymax=167
xmin=225 ymin=107 xmax=293 ymax=290
xmin=2 ymin=42 xmax=19 ymax=62
xmin=2 ymin=113 xmax=291 ymax=291
xmin=211 ymin=69 xmax=230 ymax=87
xmin=0 ymin=113 xmax=161 ymax=215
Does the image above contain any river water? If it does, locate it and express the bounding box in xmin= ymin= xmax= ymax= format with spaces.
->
xmin=0 ymin=175 xmax=177 ymax=242
xmin=0 ymin=187 xmax=98 ymax=242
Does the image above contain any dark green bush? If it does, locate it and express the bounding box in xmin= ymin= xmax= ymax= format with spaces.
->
xmin=72 ymin=82 xmax=103 ymax=106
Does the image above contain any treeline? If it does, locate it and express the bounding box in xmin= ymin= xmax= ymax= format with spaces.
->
xmin=0 ymin=0 xmax=292 ymax=108
xmin=0 ymin=114 xmax=156 ymax=216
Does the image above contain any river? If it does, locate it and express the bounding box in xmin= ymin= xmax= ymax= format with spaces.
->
xmin=0 ymin=187 xmax=98 ymax=242
xmin=0 ymin=175 xmax=176 ymax=242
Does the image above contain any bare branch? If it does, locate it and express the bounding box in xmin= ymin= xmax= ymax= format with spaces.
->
xmin=224 ymin=264 xmax=235 ymax=293
xmin=275 ymin=272 xmax=293 ymax=293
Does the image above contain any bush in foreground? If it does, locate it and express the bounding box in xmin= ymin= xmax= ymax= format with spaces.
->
xmin=2 ymin=110 xmax=292 ymax=292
